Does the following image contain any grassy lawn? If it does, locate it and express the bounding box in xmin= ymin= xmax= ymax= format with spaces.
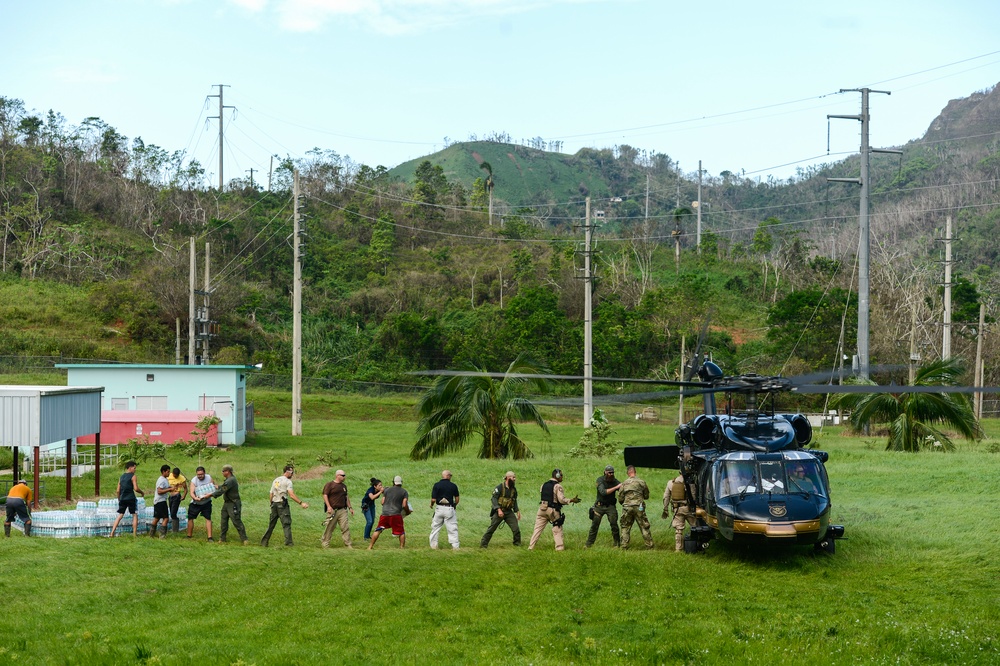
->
xmin=2 ymin=392 xmax=1000 ymax=664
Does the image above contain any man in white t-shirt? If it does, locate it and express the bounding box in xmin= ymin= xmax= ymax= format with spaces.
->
xmin=151 ymin=465 xmax=172 ymax=538
xmin=261 ymin=465 xmax=308 ymax=547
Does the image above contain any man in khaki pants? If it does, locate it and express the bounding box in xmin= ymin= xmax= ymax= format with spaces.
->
xmin=322 ymin=470 xmax=354 ymax=548
xmin=528 ymin=469 xmax=580 ymax=550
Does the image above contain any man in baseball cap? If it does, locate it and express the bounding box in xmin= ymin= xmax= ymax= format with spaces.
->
xmin=585 ymin=465 xmax=623 ymax=548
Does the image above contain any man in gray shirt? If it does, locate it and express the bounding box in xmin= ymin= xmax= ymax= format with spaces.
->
xmin=369 ymin=475 xmax=410 ymax=549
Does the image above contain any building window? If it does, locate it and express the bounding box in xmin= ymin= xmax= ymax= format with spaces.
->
xmin=136 ymin=396 xmax=168 ymax=410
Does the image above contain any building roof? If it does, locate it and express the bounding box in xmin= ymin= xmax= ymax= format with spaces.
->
xmin=0 ymin=385 xmax=104 ymax=397
xmin=56 ymin=364 xmax=252 ymax=370
xmin=0 ymin=385 xmax=104 ymax=447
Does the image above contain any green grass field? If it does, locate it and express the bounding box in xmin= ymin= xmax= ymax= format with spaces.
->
xmin=3 ymin=392 xmax=1000 ymax=665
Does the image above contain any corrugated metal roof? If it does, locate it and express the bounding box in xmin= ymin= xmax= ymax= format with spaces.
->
xmin=0 ymin=386 xmax=103 ymax=447
xmin=56 ymin=364 xmax=251 ymax=370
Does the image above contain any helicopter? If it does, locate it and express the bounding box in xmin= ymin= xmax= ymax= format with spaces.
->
xmin=623 ymin=360 xmax=844 ymax=554
xmin=414 ymin=353 xmax=995 ymax=555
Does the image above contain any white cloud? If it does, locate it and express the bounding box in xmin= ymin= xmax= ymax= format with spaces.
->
xmin=247 ymin=0 xmax=599 ymax=34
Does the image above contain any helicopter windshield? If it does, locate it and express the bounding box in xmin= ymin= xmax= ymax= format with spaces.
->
xmin=784 ymin=459 xmax=827 ymax=497
xmin=758 ymin=460 xmax=786 ymax=494
xmin=718 ymin=460 xmax=757 ymax=498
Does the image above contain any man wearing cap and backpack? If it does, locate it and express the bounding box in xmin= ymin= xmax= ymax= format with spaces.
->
xmin=585 ymin=465 xmax=623 ymax=548
xmin=369 ymin=475 xmax=409 ymax=549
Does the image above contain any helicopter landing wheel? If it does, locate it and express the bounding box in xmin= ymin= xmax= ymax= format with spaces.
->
xmin=814 ymin=538 xmax=836 ymax=555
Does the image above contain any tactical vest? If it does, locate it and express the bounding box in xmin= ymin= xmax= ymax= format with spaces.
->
xmin=596 ymin=476 xmax=618 ymax=506
xmin=541 ymin=480 xmax=563 ymax=510
xmin=497 ymin=484 xmax=515 ymax=509
xmin=670 ymin=478 xmax=687 ymax=503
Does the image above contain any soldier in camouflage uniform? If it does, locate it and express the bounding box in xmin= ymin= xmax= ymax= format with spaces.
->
xmin=481 ymin=471 xmax=521 ymax=547
xmin=617 ymin=465 xmax=653 ymax=549
xmin=665 ymin=473 xmax=696 ymax=551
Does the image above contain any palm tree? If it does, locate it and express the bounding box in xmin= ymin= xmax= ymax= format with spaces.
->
xmin=832 ymin=358 xmax=982 ymax=452
xmin=411 ymin=354 xmax=551 ymax=460
xmin=480 ymin=161 xmax=495 ymax=226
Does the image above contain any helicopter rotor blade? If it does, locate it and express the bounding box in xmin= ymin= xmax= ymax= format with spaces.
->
xmin=794 ymin=384 xmax=1000 ymax=395
xmin=409 ymin=369 xmax=708 ymax=387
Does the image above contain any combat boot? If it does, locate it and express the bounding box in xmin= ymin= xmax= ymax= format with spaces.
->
xmin=3 ymin=524 xmax=10 ymax=537
xmin=24 ymin=522 xmax=31 ymax=537
xmin=171 ymin=518 xmax=179 ymax=533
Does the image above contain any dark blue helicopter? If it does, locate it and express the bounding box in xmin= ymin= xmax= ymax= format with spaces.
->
xmin=624 ymin=361 xmax=845 ymax=554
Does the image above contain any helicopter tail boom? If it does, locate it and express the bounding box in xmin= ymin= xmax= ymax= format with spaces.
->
xmin=623 ymin=445 xmax=681 ymax=470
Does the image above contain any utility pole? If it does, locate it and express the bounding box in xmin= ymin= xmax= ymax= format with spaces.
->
xmin=644 ymin=173 xmax=649 ymax=221
xmin=940 ymin=216 xmax=953 ymax=359
xmin=268 ymin=155 xmax=274 ymax=192
xmin=188 ymin=237 xmax=196 ymax=365
xmin=827 ymin=88 xmax=900 ymax=380
xmin=175 ymin=318 xmax=181 ymax=365
xmin=203 ymin=243 xmax=211 ymax=364
xmin=582 ymin=197 xmax=594 ymax=427
xmin=696 ymin=160 xmax=703 ymax=253
xmin=975 ymin=303 xmax=986 ymax=419
xmin=292 ymin=169 xmax=303 ymax=436
xmin=207 ymin=84 xmax=235 ymax=191
xmin=246 ymin=168 xmax=257 ymax=189
xmin=678 ymin=335 xmax=685 ymax=425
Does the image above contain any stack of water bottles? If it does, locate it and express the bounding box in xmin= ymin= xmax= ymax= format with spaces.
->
xmin=10 ymin=497 xmax=188 ymax=537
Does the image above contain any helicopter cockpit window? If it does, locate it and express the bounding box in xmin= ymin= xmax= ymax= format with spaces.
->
xmin=785 ymin=460 xmax=827 ymax=497
xmin=718 ymin=460 xmax=757 ymax=497
xmin=758 ymin=460 xmax=786 ymax=494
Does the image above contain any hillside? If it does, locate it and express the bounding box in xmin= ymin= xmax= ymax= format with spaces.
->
xmin=389 ymin=141 xmax=614 ymax=208
xmin=1 ymin=84 xmax=999 ymax=395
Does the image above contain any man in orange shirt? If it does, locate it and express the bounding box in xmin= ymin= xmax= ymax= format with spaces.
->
xmin=4 ymin=480 xmax=32 ymax=537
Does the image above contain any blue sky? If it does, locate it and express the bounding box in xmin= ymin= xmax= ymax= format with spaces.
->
xmin=3 ymin=0 xmax=1000 ymax=186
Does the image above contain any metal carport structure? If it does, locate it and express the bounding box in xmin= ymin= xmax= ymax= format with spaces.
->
xmin=0 ymin=385 xmax=103 ymax=508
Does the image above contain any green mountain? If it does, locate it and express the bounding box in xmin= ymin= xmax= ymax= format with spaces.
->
xmin=389 ymin=141 xmax=614 ymax=207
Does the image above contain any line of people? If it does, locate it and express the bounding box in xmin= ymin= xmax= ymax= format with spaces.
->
xmin=5 ymin=461 xmax=696 ymax=551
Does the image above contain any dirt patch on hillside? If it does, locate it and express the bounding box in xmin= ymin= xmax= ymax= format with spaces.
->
xmin=471 ymin=151 xmax=484 ymax=164
xmin=506 ymin=152 xmax=522 ymax=174
xmin=711 ymin=326 xmax=762 ymax=345
xmin=297 ymin=465 xmax=332 ymax=480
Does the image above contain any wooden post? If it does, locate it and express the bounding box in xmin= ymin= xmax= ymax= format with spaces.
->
xmin=32 ymin=446 xmax=40 ymax=509
xmin=11 ymin=446 xmax=18 ymax=483
xmin=65 ymin=438 xmax=72 ymax=501
xmin=94 ymin=432 xmax=101 ymax=498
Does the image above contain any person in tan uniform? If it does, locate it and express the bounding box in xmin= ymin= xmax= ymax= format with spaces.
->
xmin=528 ymin=469 xmax=580 ymax=551
xmin=665 ymin=473 xmax=696 ymax=551
xmin=617 ymin=465 xmax=653 ymax=549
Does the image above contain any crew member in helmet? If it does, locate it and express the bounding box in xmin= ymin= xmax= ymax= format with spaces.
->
xmin=528 ymin=469 xmax=581 ymax=551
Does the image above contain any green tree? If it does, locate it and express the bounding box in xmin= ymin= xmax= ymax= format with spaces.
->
xmin=410 ymin=354 xmax=551 ymax=460
xmin=831 ymin=358 xmax=982 ymax=452
xmin=480 ymin=161 xmax=495 ymax=225
xmin=767 ymin=288 xmax=856 ymax=368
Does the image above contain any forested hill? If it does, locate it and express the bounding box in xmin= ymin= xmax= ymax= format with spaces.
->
xmin=1 ymin=84 xmax=999 ymax=393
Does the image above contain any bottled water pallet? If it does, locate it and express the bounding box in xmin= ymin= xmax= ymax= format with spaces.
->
xmin=11 ymin=499 xmax=188 ymax=537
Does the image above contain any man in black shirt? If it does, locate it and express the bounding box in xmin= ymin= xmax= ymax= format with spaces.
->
xmin=585 ymin=465 xmax=622 ymax=548
xmin=429 ymin=469 xmax=460 ymax=549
